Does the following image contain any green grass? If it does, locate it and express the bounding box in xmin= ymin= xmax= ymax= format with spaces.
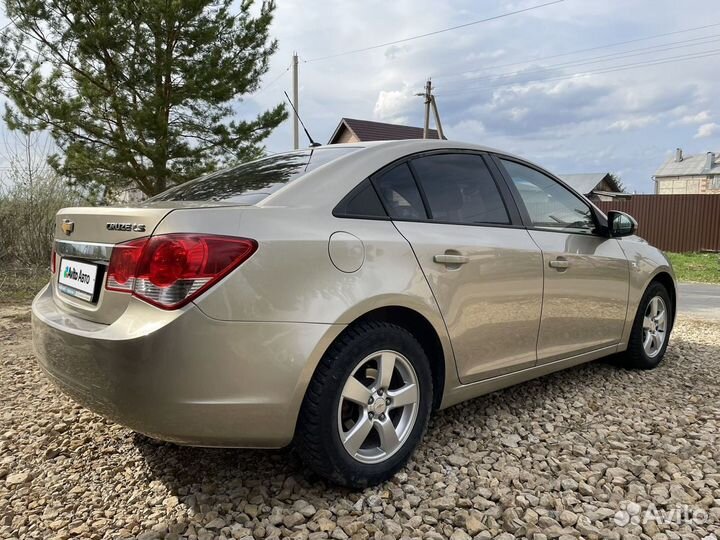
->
xmin=666 ymin=252 xmax=720 ymax=284
xmin=0 ymin=265 xmax=51 ymax=305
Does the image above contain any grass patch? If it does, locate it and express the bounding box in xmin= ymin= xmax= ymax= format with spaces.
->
xmin=666 ymin=252 xmax=720 ymax=284
xmin=0 ymin=265 xmax=51 ymax=305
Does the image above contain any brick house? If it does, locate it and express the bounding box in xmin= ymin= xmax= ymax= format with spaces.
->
xmin=654 ymin=148 xmax=720 ymax=194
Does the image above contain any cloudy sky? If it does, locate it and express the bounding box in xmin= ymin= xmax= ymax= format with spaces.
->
xmin=2 ymin=0 xmax=720 ymax=193
xmin=246 ymin=0 xmax=720 ymax=193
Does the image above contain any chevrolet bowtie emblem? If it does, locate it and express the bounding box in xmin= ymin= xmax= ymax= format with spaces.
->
xmin=61 ymin=219 xmax=74 ymax=235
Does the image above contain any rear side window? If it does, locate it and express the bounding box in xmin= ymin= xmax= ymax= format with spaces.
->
xmin=334 ymin=179 xmax=387 ymax=218
xmin=148 ymin=147 xmax=359 ymax=204
xmin=410 ymin=153 xmax=510 ymax=224
xmin=373 ymin=163 xmax=427 ymax=220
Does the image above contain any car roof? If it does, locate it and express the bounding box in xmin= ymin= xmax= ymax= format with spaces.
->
xmin=307 ymin=138 xmax=512 ymax=156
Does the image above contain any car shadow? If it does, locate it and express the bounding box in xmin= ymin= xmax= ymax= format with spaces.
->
xmin=132 ymin=323 xmax=710 ymax=535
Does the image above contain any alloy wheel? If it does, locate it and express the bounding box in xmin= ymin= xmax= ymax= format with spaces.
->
xmin=337 ymin=350 xmax=420 ymax=464
xmin=642 ymin=296 xmax=667 ymax=358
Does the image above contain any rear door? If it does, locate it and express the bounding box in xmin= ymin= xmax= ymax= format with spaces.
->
xmin=494 ymin=157 xmax=629 ymax=363
xmin=372 ymin=152 xmax=544 ymax=383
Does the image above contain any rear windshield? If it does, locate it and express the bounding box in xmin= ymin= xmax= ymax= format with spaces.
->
xmin=148 ymin=147 xmax=360 ymax=204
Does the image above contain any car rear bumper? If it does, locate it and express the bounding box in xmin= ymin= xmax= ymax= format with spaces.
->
xmin=31 ymin=285 xmax=344 ymax=447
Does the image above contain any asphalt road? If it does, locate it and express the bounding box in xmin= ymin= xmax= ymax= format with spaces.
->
xmin=677 ymin=282 xmax=720 ymax=320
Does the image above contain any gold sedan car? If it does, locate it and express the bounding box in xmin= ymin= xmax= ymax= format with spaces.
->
xmin=32 ymin=140 xmax=676 ymax=487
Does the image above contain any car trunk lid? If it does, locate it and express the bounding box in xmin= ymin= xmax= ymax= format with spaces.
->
xmin=52 ymin=206 xmax=174 ymax=324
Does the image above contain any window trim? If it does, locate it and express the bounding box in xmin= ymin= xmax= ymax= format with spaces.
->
xmin=490 ymin=153 xmax=609 ymax=237
xmin=406 ymin=160 xmax=435 ymax=220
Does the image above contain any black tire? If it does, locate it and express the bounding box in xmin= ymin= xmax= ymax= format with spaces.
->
xmin=623 ymin=281 xmax=673 ymax=369
xmin=295 ymin=321 xmax=433 ymax=488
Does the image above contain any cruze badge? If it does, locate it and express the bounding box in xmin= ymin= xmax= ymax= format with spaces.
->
xmin=106 ymin=222 xmax=146 ymax=232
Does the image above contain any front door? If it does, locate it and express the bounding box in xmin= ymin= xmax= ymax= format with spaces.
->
xmin=496 ymin=158 xmax=629 ymax=363
xmin=372 ymin=152 xmax=544 ymax=383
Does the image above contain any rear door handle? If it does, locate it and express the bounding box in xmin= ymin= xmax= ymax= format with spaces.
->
xmin=434 ymin=254 xmax=469 ymax=265
xmin=549 ymin=258 xmax=570 ymax=269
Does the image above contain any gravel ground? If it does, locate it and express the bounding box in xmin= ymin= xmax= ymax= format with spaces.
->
xmin=1 ymin=304 xmax=719 ymax=540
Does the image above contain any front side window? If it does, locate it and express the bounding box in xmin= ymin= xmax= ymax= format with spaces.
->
xmin=500 ymin=159 xmax=596 ymax=234
xmin=410 ymin=153 xmax=509 ymax=224
xmin=373 ymin=163 xmax=427 ymax=220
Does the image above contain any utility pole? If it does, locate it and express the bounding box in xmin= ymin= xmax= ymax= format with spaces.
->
xmin=431 ymin=94 xmax=445 ymax=140
xmin=416 ymin=79 xmax=445 ymax=140
xmin=292 ymin=52 xmax=299 ymax=150
xmin=422 ymin=80 xmax=431 ymax=139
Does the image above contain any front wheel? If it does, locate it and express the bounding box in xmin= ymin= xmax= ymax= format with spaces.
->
xmin=623 ymin=281 xmax=673 ymax=369
xmin=295 ymin=321 xmax=433 ymax=488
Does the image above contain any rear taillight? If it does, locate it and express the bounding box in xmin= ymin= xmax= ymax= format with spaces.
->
xmin=51 ymin=248 xmax=56 ymax=274
xmin=106 ymin=234 xmax=257 ymax=309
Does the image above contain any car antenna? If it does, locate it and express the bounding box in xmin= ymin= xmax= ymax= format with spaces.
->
xmin=284 ymin=91 xmax=321 ymax=148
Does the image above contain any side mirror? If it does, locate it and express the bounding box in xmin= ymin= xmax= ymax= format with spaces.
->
xmin=608 ymin=210 xmax=637 ymax=238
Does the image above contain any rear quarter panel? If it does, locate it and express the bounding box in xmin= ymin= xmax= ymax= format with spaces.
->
xmin=156 ymin=205 xmax=458 ymax=409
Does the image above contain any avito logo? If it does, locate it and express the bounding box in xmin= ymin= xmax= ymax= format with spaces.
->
xmin=63 ymin=266 xmax=92 ymax=285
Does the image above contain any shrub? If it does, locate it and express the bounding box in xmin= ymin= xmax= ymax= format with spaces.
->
xmin=0 ymin=174 xmax=83 ymax=266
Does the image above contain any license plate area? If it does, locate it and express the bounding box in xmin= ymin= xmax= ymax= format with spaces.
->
xmin=57 ymin=258 xmax=104 ymax=303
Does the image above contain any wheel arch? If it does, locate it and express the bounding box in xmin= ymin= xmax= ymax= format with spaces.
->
xmin=620 ymin=268 xmax=677 ymax=351
xmin=649 ymin=271 xmax=676 ymax=320
xmin=300 ymin=303 xmax=451 ymax=417
xmin=348 ymin=306 xmax=447 ymax=410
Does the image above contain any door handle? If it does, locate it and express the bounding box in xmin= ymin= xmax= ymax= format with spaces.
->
xmin=434 ymin=254 xmax=469 ymax=265
xmin=549 ymin=258 xmax=570 ymax=270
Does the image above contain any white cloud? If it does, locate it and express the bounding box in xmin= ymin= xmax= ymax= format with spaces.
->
xmin=462 ymin=49 xmax=506 ymax=62
xmin=671 ymin=110 xmax=711 ymax=126
xmin=694 ymin=122 xmax=720 ymax=139
xmin=384 ymin=45 xmax=410 ymax=60
xmin=446 ymin=119 xmax=485 ymax=142
xmin=373 ymin=85 xmax=415 ymax=123
xmin=468 ymin=76 xmax=614 ymax=135
xmin=606 ymin=115 xmax=659 ymax=132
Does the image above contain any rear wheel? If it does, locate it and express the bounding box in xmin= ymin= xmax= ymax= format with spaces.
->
xmin=296 ymin=321 xmax=432 ymax=488
xmin=623 ymin=281 xmax=673 ymax=369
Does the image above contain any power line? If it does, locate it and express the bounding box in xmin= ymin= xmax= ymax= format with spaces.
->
xmin=255 ymin=63 xmax=292 ymax=96
xmin=437 ymin=48 xmax=720 ymax=97
xmin=438 ymin=48 xmax=720 ymax=97
xmin=303 ymin=0 xmax=564 ymax=63
xmin=432 ymin=21 xmax=720 ymax=80
xmin=438 ymin=35 xmax=720 ymax=87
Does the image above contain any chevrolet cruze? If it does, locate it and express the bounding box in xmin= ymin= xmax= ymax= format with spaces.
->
xmin=32 ymin=139 xmax=676 ymax=487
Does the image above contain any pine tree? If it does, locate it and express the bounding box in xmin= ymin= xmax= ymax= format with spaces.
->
xmin=0 ymin=0 xmax=287 ymax=196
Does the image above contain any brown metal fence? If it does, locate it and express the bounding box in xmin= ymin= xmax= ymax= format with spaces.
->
xmin=596 ymin=194 xmax=720 ymax=253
